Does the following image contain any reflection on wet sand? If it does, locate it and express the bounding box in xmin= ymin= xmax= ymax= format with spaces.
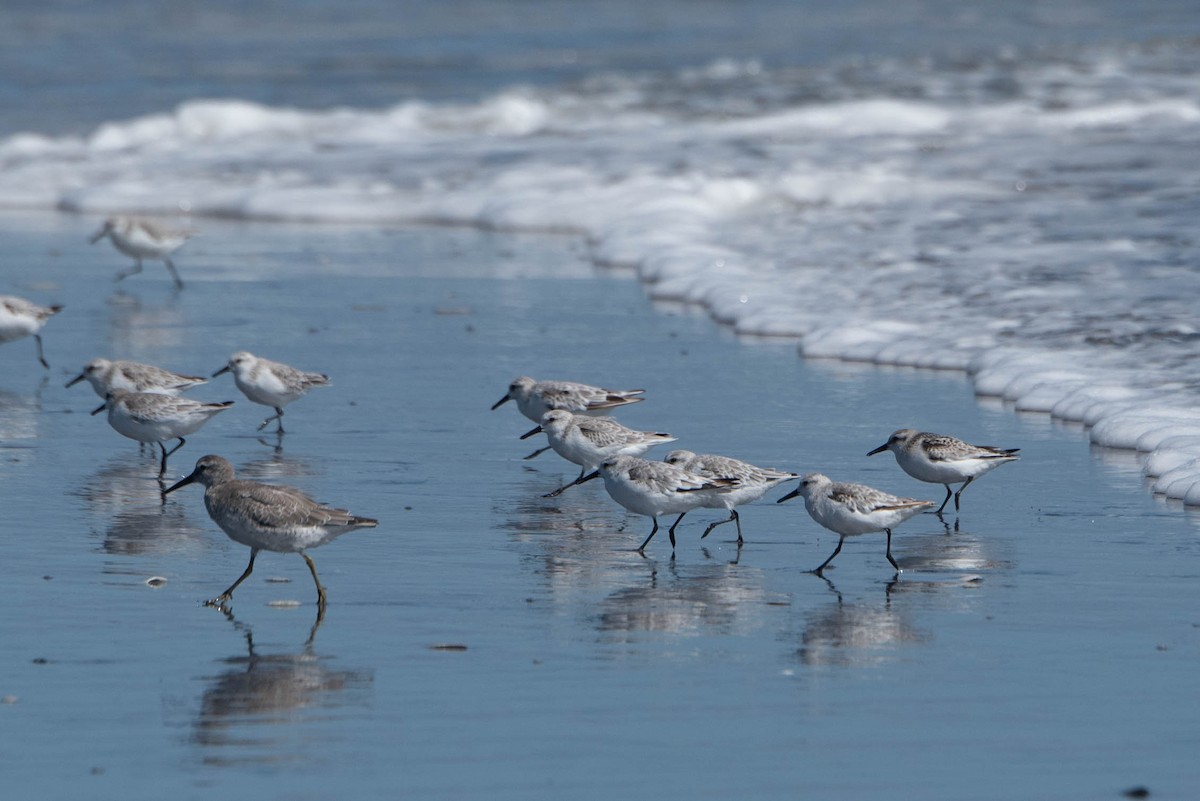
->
xmin=237 ymin=450 xmax=316 ymax=483
xmin=796 ymin=580 xmax=930 ymax=667
xmin=104 ymin=291 xmax=188 ymax=354
xmin=191 ymin=610 xmax=373 ymax=762
xmin=75 ymin=455 xmax=209 ymax=556
xmin=597 ymin=558 xmax=777 ymax=637
xmin=896 ymin=518 xmax=1013 ymax=575
xmin=503 ymin=476 xmax=784 ymax=636
xmin=0 ymin=382 xmax=44 ymax=441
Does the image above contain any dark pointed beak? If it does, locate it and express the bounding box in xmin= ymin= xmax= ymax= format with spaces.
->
xmin=163 ymin=471 xmax=197 ymax=495
xmin=519 ymin=425 xmax=542 ymax=440
xmin=211 ymin=365 xmax=231 ymax=377
xmin=776 ymin=487 xmax=801 ymax=504
xmin=90 ymin=402 xmax=107 ymax=416
xmin=65 ymin=373 xmax=85 ymax=388
xmin=577 ymin=470 xmax=600 ymax=484
xmin=490 ymin=394 xmax=511 ymax=410
xmin=88 ymin=227 xmax=108 ymax=244
xmin=867 ymin=443 xmax=888 ymax=456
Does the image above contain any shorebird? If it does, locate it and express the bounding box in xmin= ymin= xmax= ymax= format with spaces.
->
xmin=579 ymin=454 xmax=739 ymax=554
xmin=89 ymin=216 xmax=194 ymax=289
xmin=868 ymin=428 xmax=1020 ymax=514
xmin=66 ymin=357 xmax=207 ymax=398
xmin=522 ymin=410 xmax=677 ymax=497
xmin=493 ymin=376 xmax=645 ymax=458
xmin=96 ymin=389 xmax=233 ymax=474
xmin=0 ymin=295 xmax=62 ymax=369
xmin=212 ymin=351 xmax=330 ymax=434
xmin=777 ymin=473 xmax=934 ymax=575
xmin=662 ymin=450 xmax=798 ymax=545
xmin=164 ymin=454 xmax=378 ymax=608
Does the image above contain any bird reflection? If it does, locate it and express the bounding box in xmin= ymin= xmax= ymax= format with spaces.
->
xmin=0 ymin=382 xmax=44 ymax=441
xmin=74 ymin=454 xmax=209 ymax=556
xmin=596 ymin=559 xmax=775 ymax=637
xmin=191 ymin=609 xmax=373 ymax=760
xmin=795 ymin=579 xmax=930 ymax=666
xmin=104 ymin=291 xmax=187 ymax=354
xmin=896 ymin=518 xmax=1012 ymax=574
xmin=237 ymin=449 xmax=316 ymax=483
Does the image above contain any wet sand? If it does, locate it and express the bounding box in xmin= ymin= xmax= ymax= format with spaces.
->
xmin=1 ymin=211 xmax=1197 ymax=800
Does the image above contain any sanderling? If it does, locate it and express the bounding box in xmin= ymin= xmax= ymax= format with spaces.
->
xmin=492 ymin=376 xmax=645 ymax=422
xmin=579 ymin=454 xmax=739 ymax=553
xmin=66 ymin=357 xmax=207 ymax=398
xmin=89 ymin=216 xmax=194 ymax=289
xmin=777 ymin=473 xmax=933 ymax=575
xmin=212 ymin=351 xmax=330 ymax=434
xmin=0 ymin=295 xmax=63 ymax=369
xmin=522 ymin=410 xmax=677 ymax=497
xmin=663 ymin=450 xmax=799 ymax=545
xmin=868 ymin=428 xmax=1020 ymax=514
xmin=493 ymin=376 xmax=646 ymax=459
xmin=96 ymin=389 xmax=234 ymax=474
xmin=164 ymin=454 xmax=377 ymax=609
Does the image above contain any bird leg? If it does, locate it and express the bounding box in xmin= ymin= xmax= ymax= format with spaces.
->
xmin=810 ymin=535 xmax=845 ymax=576
xmin=257 ymin=407 xmax=285 ymax=433
xmin=115 ymin=258 xmax=143 ymax=281
xmin=33 ymin=334 xmax=49 ymax=369
xmin=934 ymin=484 xmax=953 ymax=514
xmin=163 ymin=256 xmax=184 ymax=290
xmin=700 ymin=509 xmax=739 ymax=542
xmin=666 ymin=512 xmax=688 ymax=549
xmin=542 ymin=467 xmax=589 ymax=498
xmin=158 ymin=437 xmax=186 ymax=475
xmin=884 ymin=528 xmax=901 ymax=572
xmin=206 ymin=548 xmax=259 ymax=607
xmin=953 ymin=476 xmax=975 ymax=511
xmin=636 ymin=517 xmax=661 ymax=553
xmin=301 ymin=551 xmax=327 ymax=608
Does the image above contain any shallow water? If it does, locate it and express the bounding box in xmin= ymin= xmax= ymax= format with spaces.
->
xmin=1 ymin=213 xmax=1198 ymax=799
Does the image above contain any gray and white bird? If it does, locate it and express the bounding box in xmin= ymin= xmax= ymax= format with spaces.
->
xmin=492 ymin=376 xmax=645 ymax=422
xmin=662 ymin=450 xmax=798 ymax=545
xmin=777 ymin=473 xmax=933 ymax=575
xmin=868 ymin=428 xmax=1020 ymax=514
xmin=164 ymin=454 xmax=378 ymax=609
xmin=522 ymin=410 xmax=677 ymax=497
xmin=493 ymin=376 xmax=646 ymax=459
xmin=0 ymin=295 xmax=62 ymax=369
xmin=66 ymin=357 xmax=207 ymax=398
xmin=212 ymin=351 xmax=330 ymax=433
xmin=96 ymin=388 xmax=233 ymax=474
xmin=89 ymin=216 xmax=194 ymax=289
xmin=579 ymin=454 xmax=739 ymax=554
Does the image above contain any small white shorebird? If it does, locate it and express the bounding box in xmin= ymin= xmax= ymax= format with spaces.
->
xmin=0 ymin=295 xmax=63 ymax=369
xmin=66 ymin=357 xmax=207 ymax=398
xmin=89 ymin=216 xmax=194 ymax=289
xmin=663 ymin=450 xmax=798 ymax=545
xmin=212 ymin=351 xmax=330 ymax=434
xmin=777 ymin=473 xmax=934 ymax=575
xmin=579 ymin=454 xmax=739 ymax=554
xmin=493 ymin=375 xmax=645 ymax=459
xmin=521 ymin=410 xmax=677 ymax=497
xmin=492 ymin=376 xmax=646 ymax=422
xmin=95 ymin=389 xmax=234 ymax=474
xmin=868 ymin=428 xmax=1020 ymax=514
xmin=165 ymin=454 xmax=378 ymax=609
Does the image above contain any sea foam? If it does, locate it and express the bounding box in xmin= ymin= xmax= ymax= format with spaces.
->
xmin=3 ymin=41 xmax=1200 ymax=502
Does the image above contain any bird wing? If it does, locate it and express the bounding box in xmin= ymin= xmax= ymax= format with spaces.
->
xmin=830 ymin=482 xmax=930 ymax=514
xmin=919 ymin=434 xmax=979 ymax=462
xmin=231 ymin=482 xmax=359 ymax=529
